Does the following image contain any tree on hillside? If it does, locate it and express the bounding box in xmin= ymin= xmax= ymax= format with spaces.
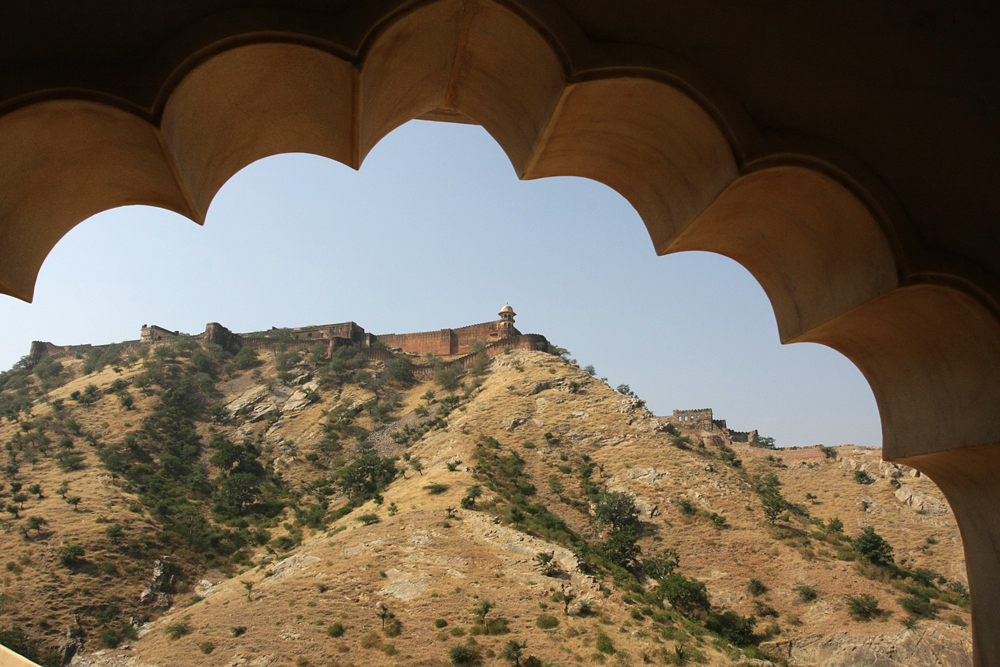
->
xmin=218 ymin=473 xmax=262 ymax=514
xmin=500 ymin=640 xmax=528 ymax=667
xmin=232 ymin=346 xmax=259 ymax=370
xmin=337 ymin=454 xmax=398 ymax=501
xmin=643 ymin=548 xmax=680 ymax=580
xmin=434 ymin=363 xmax=462 ymax=391
xmin=473 ymin=599 xmax=495 ymax=629
xmin=852 ymin=527 xmax=895 ymax=567
xmin=376 ymin=603 xmax=393 ymax=629
xmin=602 ymin=526 xmax=642 ymax=569
xmin=751 ymin=434 xmax=777 ymax=449
xmin=593 ymin=491 xmax=639 ymax=533
xmin=658 ymin=573 xmax=710 ymax=615
xmin=469 ymin=340 xmax=490 ymax=377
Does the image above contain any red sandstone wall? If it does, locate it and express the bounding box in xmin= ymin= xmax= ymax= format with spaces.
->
xmin=377 ymin=329 xmax=456 ymax=355
xmin=451 ymin=322 xmax=501 ymax=353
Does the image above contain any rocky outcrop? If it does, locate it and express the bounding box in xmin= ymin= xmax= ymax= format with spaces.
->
xmin=792 ymin=626 xmax=971 ymax=667
xmin=58 ymin=617 xmax=84 ymax=666
xmin=138 ymin=559 xmax=173 ymax=607
xmin=895 ymin=483 xmax=952 ymax=516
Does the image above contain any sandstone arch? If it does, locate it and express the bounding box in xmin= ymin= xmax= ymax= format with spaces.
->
xmin=0 ymin=1 xmax=997 ymax=662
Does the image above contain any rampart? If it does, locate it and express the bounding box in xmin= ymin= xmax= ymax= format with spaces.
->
xmin=377 ymin=329 xmax=458 ymax=356
xmin=728 ymin=430 xmax=759 ymax=443
xmin=375 ymin=315 xmax=523 ymax=357
xmin=25 ymin=308 xmax=547 ymax=375
xmin=409 ymin=334 xmax=547 ymax=378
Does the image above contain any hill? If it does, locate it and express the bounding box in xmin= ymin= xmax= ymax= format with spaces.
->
xmin=0 ymin=338 xmax=972 ymax=667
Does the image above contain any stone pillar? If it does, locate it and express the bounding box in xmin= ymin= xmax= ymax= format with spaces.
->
xmin=899 ymin=443 xmax=1000 ymax=666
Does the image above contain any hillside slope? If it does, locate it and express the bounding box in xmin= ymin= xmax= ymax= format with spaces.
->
xmin=0 ymin=342 xmax=972 ymax=667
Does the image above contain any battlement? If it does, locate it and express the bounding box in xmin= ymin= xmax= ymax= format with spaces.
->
xmin=28 ymin=306 xmax=546 ymax=366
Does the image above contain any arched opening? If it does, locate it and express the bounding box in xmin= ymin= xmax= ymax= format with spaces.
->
xmin=0 ymin=0 xmax=996 ymax=661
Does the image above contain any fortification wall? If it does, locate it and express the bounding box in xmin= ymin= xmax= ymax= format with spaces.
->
xmin=239 ymin=337 xmax=316 ymax=352
xmin=450 ymin=320 xmax=522 ymax=353
xmin=362 ymin=347 xmax=393 ymax=363
xmin=288 ymin=321 xmax=365 ymax=343
xmin=29 ymin=341 xmax=79 ymax=361
xmin=377 ymin=329 xmax=457 ymax=355
xmin=409 ymin=334 xmax=548 ymax=378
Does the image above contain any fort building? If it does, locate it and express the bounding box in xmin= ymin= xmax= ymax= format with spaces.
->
xmin=668 ymin=407 xmax=758 ymax=444
xmin=30 ymin=306 xmax=547 ymax=364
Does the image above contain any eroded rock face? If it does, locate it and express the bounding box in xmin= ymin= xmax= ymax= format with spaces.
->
xmin=895 ymin=483 xmax=951 ymax=515
xmin=792 ymin=626 xmax=972 ymax=667
xmin=139 ymin=558 xmax=173 ymax=607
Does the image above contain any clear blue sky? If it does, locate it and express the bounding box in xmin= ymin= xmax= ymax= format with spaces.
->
xmin=0 ymin=120 xmax=881 ymax=448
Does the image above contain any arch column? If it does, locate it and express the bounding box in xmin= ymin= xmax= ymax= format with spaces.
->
xmin=900 ymin=444 xmax=1000 ymax=665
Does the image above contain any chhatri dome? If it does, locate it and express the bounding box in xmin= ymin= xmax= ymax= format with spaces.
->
xmin=499 ymin=304 xmax=515 ymax=319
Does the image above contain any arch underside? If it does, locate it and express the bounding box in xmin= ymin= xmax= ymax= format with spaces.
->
xmin=0 ymin=0 xmax=997 ymax=470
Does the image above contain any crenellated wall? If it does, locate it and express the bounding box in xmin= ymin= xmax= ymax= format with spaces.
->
xmin=377 ymin=329 xmax=458 ymax=356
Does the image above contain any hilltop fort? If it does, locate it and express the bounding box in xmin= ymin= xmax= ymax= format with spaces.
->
xmin=29 ymin=305 xmax=548 ymax=366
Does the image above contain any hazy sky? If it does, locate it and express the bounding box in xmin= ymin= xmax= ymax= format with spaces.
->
xmin=0 ymin=120 xmax=881 ymax=448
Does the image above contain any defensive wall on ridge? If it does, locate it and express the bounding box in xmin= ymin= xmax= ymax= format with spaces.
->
xmin=668 ymin=407 xmax=758 ymax=446
xmin=28 ymin=307 xmax=545 ymax=370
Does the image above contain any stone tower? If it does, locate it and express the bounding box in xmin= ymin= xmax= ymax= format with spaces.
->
xmin=498 ymin=304 xmax=516 ymax=339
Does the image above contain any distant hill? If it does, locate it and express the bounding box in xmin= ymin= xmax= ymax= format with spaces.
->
xmin=0 ymin=337 xmax=971 ymax=666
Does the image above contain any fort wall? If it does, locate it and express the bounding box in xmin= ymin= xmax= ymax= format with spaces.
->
xmin=377 ymin=329 xmax=458 ymax=356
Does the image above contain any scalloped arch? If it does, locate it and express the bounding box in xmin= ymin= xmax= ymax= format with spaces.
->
xmin=0 ymin=0 xmax=997 ymax=469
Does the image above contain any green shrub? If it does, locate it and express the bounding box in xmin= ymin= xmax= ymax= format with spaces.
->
xmin=435 ymin=619 xmax=448 ymax=629
xmin=852 ymin=527 xmax=894 ymax=567
xmin=747 ymin=578 xmax=767 ymax=596
xmin=853 ymin=469 xmax=875 ymax=485
xmin=57 ymin=544 xmax=85 ymax=567
xmin=327 ymin=622 xmax=344 ymax=638
xmin=57 ymin=455 xmax=86 ymax=471
xmin=706 ymin=610 xmax=758 ymax=647
xmin=357 ymin=513 xmax=380 ymax=525
xmin=100 ymin=629 xmax=122 ymax=649
xmin=450 ymin=645 xmax=481 ymax=665
xmin=486 ymin=618 xmax=509 ymax=635
xmin=424 ymin=483 xmax=449 ymax=495
xmin=383 ymin=620 xmax=402 ymax=637
xmin=844 ymin=594 xmax=882 ymax=621
xmin=752 ymin=600 xmax=778 ymax=617
xmin=596 ymin=631 xmax=615 ymax=654
xmin=899 ymin=595 xmax=938 ymax=618
xmin=164 ymin=621 xmax=190 ymax=640
xmin=658 ymin=573 xmax=710 ymax=615
xmin=794 ymin=584 xmax=818 ymax=602
xmin=359 ymin=631 xmax=382 ymax=649
xmin=199 ymin=642 xmax=215 ymax=654
xmin=536 ymin=614 xmax=559 ymax=629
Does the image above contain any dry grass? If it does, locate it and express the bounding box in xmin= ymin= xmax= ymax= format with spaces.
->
xmin=0 ymin=349 xmax=972 ymax=666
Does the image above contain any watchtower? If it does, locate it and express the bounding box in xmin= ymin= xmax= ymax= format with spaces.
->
xmin=498 ymin=304 xmax=516 ymax=339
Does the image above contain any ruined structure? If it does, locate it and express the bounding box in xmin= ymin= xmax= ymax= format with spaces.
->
xmin=140 ymin=324 xmax=182 ymax=343
xmin=668 ymin=408 xmax=758 ymax=444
